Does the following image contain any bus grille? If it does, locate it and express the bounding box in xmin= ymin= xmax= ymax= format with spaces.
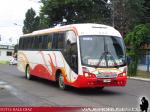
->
xmin=96 ymin=73 xmax=117 ymax=78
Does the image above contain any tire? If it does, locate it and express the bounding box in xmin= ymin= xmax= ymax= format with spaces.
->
xmin=25 ymin=65 xmax=32 ymax=80
xmin=97 ymin=87 xmax=104 ymax=91
xmin=94 ymin=87 xmax=104 ymax=91
xmin=58 ymin=73 xmax=68 ymax=90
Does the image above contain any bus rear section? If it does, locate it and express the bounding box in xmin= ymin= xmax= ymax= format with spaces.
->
xmin=17 ymin=23 xmax=127 ymax=89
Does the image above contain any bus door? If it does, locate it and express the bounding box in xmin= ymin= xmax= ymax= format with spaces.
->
xmin=63 ymin=31 xmax=78 ymax=81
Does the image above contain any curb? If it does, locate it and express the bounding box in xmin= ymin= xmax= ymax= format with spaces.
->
xmin=128 ymin=77 xmax=150 ymax=82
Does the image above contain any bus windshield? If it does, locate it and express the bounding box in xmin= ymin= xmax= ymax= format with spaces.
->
xmin=80 ymin=36 xmax=126 ymax=67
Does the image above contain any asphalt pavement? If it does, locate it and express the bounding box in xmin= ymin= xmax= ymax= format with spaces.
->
xmin=0 ymin=85 xmax=26 ymax=106
xmin=0 ymin=64 xmax=150 ymax=111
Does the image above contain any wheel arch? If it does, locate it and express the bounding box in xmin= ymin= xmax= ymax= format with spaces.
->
xmin=25 ymin=64 xmax=30 ymax=73
xmin=55 ymin=69 xmax=62 ymax=82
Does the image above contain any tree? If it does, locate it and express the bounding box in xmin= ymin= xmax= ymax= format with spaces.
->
xmin=113 ymin=0 xmax=146 ymax=36
xmin=39 ymin=0 xmax=147 ymax=32
xmin=124 ymin=23 xmax=150 ymax=76
xmin=23 ymin=8 xmax=40 ymax=34
xmin=142 ymin=0 xmax=150 ymax=23
xmin=40 ymin=0 xmax=110 ymax=27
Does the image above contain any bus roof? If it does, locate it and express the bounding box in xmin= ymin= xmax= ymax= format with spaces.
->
xmin=21 ymin=23 xmax=122 ymax=38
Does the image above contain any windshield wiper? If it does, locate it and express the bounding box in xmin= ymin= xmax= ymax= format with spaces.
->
xmin=107 ymin=51 xmax=119 ymax=67
xmin=96 ymin=52 xmax=107 ymax=67
xmin=96 ymin=51 xmax=119 ymax=68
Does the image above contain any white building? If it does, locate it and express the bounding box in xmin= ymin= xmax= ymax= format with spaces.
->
xmin=0 ymin=44 xmax=14 ymax=61
xmin=0 ymin=33 xmax=16 ymax=61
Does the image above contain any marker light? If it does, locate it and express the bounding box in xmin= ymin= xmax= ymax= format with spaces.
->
xmin=85 ymin=73 xmax=89 ymax=77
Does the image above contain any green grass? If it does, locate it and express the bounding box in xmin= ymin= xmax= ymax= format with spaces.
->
xmin=0 ymin=60 xmax=9 ymax=64
xmin=136 ymin=70 xmax=150 ymax=78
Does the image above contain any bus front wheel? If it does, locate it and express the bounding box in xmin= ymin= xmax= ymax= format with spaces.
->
xmin=25 ymin=65 xmax=32 ymax=80
xmin=58 ymin=74 xmax=68 ymax=90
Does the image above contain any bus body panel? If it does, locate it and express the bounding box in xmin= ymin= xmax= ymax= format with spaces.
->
xmin=18 ymin=23 xmax=127 ymax=88
xmin=18 ymin=50 xmax=127 ymax=88
xmin=18 ymin=50 xmax=78 ymax=82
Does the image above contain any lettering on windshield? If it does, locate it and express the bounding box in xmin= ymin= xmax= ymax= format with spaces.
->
xmin=83 ymin=37 xmax=93 ymax=40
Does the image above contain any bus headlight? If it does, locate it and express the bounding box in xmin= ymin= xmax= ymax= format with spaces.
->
xmin=85 ymin=73 xmax=89 ymax=77
xmin=123 ymin=72 xmax=126 ymax=76
xmin=118 ymin=72 xmax=126 ymax=77
xmin=82 ymin=67 xmax=96 ymax=78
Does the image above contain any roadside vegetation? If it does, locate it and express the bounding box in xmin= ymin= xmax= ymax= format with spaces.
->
xmin=136 ymin=70 xmax=150 ymax=78
xmin=0 ymin=60 xmax=9 ymax=64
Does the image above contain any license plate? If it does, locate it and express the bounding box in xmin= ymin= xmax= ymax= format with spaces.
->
xmin=103 ymin=79 xmax=111 ymax=83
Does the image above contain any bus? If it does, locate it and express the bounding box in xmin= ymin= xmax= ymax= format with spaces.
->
xmin=18 ymin=23 xmax=127 ymax=90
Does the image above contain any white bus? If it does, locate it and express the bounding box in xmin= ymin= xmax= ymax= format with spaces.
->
xmin=18 ymin=23 xmax=127 ymax=89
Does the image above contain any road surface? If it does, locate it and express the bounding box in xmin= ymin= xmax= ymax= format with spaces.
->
xmin=0 ymin=65 xmax=149 ymax=110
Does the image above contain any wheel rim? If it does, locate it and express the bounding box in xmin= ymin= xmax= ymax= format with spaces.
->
xmin=59 ymin=75 xmax=65 ymax=89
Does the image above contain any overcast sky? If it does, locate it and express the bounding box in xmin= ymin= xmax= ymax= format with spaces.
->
xmin=0 ymin=0 xmax=41 ymax=45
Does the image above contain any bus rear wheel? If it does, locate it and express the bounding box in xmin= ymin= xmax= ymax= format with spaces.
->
xmin=58 ymin=73 xmax=68 ymax=90
xmin=25 ymin=65 xmax=32 ymax=80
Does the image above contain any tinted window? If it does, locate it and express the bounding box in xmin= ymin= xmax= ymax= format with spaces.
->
xmin=19 ymin=32 xmax=65 ymax=50
xmin=52 ymin=33 xmax=65 ymax=49
xmin=42 ymin=35 xmax=48 ymax=49
xmin=33 ymin=36 xmax=39 ymax=49
xmin=52 ymin=33 xmax=59 ymax=49
xmin=39 ymin=36 xmax=43 ymax=49
xmin=58 ymin=33 xmax=65 ymax=49
xmin=47 ymin=34 xmax=52 ymax=49
xmin=19 ymin=38 xmax=23 ymax=49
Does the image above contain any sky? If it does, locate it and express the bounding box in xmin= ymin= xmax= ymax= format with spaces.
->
xmin=0 ymin=0 xmax=41 ymax=45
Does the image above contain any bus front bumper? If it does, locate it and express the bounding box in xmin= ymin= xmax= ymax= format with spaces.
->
xmin=72 ymin=75 xmax=127 ymax=88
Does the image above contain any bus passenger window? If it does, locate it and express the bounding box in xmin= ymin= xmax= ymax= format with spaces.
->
xmin=31 ymin=37 xmax=35 ymax=49
xmin=48 ymin=42 xmax=52 ymax=49
xmin=39 ymin=36 xmax=43 ymax=49
xmin=28 ymin=37 xmax=33 ymax=49
xmin=42 ymin=35 xmax=48 ymax=49
xmin=52 ymin=33 xmax=58 ymax=49
xmin=33 ymin=37 xmax=38 ymax=49
xmin=47 ymin=34 xmax=52 ymax=49
xmin=58 ymin=33 xmax=65 ymax=49
xmin=19 ymin=38 xmax=23 ymax=49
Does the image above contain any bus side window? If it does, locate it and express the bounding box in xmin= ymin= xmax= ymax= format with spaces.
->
xmin=19 ymin=38 xmax=23 ymax=49
xmin=21 ymin=38 xmax=24 ymax=50
xmin=52 ymin=33 xmax=58 ymax=49
xmin=39 ymin=36 xmax=43 ymax=49
xmin=31 ymin=37 xmax=35 ymax=49
xmin=47 ymin=34 xmax=52 ymax=50
xmin=42 ymin=35 xmax=48 ymax=49
xmin=28 ymin=38 xmax=32 ymax=49
xmin=52 ymin=32 xmax=65 ymax=50
xmin=33 ymin=36 xmax=38 ymax=49
xmin=23 ymin=38 xmax=28 ymax=49
xmin=58 ymin=33 xmax=65 ymax=49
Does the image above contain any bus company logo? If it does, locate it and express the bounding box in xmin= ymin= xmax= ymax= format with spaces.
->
xmin=140 ymin=97 xmax=149 ymax=112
